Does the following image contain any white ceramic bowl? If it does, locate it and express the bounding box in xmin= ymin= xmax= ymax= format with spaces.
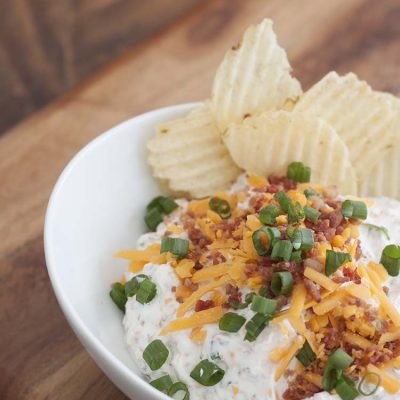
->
xmin=44 ymin=102 xmax=199 ymax=399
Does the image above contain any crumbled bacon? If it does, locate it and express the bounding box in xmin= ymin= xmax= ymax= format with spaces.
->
xmin=282 ymin=374 xmax=321 ymax=400
xmin=225 ymin=284 xmax=242 ymax=304
xmin=304 ymin=278 xmax=321 ymax=302
xmin=183 ymin=278 xmax=198 ymax=291
xmin=268 ymin=175 xmax=297 ymax=191
xmin=194 ymin=299 xmax=215 ymax=312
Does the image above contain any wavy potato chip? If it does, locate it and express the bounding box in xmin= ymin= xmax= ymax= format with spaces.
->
xmin=147 ymin=106 xmax=241 ymax=198
xmin=211 ymin=18 xmax=302 ymax=131
xmin=223 ymin=111 xmax=357 ymax=194
xmin=294 ymin=72 xmax=397 ymax=181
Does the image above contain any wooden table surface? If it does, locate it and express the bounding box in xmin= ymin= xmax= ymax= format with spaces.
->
xmin=1 ymin=0 xmax=399 ymax=398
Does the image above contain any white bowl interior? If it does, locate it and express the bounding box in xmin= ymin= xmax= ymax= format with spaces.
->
xmin=45 ymin=103 xmax=199 ymax=399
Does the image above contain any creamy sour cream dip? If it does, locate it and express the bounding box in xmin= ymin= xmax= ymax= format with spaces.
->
xmin=122 ymin=194 xmax=400 ymax=400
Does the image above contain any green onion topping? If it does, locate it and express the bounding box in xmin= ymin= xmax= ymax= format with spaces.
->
xmin=335 ymin=376 xmax=359 ymax=400
xmin=380 ymin=244 xmax=400 ymax=277
xmin=149 ymin=375 xmax=173 ymax=393
xmin=160 ymin=237 xmax=189 ymax=259
xmin=296 ymin=340 xmax=316 ymax=367
xmin=143 ymin=339 xmax=169 ymax=371
xmin=136 ymin=278 xmax=157 ymax=304
xmin=145 ymin=208 xmax=164 ymax=231
xmin=291 ymin=228 xmax=314 ymax=251
xmin=363 ymin=223 xmax=390 ymax=240
xmin=258 ymin=286 xmax=269 ymax=298
xmin=244 ymin=313 xmax=270 ymax=342
xmin=287 ymin=202 xmax=305 ymax=224
xmin=304 ymin=205 xmax=321 ymax=223
xmin=290 ymin=250 xmax=303 ymax=263
xmin=328 ymin=348 xmax=353 ymax=370
xmin=109 ymin=282 xmax=127 ymax=312
xmin=125 ymin=274 xmax=147 ymax=297
xmin=219 ymin=312 xmax=246 ymax=332
xmin=252 ymin=226 xmax=281 ymax=256
xmin=304 ymin=188 xmax=318 ymax=199
xmin=325 ymin=250 xmax=352 ymax=276
xmin=274 ymin=191 xmax=291 ymax=213
xmin=229 ymin=300 xmax=248 ymax=310
xmin=209 ymin=197 xmax=231 ymax=219
xmin=250 ymin=296 xmax=277 ymax=316
xmin=341 ymin=200 xmax=368 ymax=220
xmin=168 ymin=382 xmax=190 ymax=400
xmin=190 ymin=359 xmax=225 ymax=386
xmin=259 ymin=205 xmax=281 ymax=225
xmin=271 ymin=239 xmax=293 ymax=262
xmin=287 ymin=161 xmax=311 ymax=183
xmin=358 ymin=372 xmax=381 ymax=396
xmin=245 ymin=292 xmax=256 ymax=304
xmin=145 ymin=196 xmax=178 ymax=231
xmin=271 ymin=271 xmax=294 ymax=296
xmin=322 ymin=364 xmax=342 ymax=392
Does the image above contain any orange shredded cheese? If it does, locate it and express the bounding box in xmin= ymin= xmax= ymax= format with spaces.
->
xmin=270 ymin=346 xmax=289 ymax=362
xmin=175 ymin=259 xmax=195 ymax=279
xmin=161 ymin=306 xmax=224 ymax=335
xmin=246 ymin=214 xmax=263 ymax=231
xmin=288 ymin=316 xmax=306 ymax=334
xmin=206 ymin=209 xmax=222 ymax=224
xmin=190 ymin=327 xmax=207 ymax=343
xmin=304 ymin=267 xmax=338 ymax=292
xmin=248 ymin=174 xmax=267 ymax=188
xmin=313 ymin=291 xmax=344 ymax=316
xmin=378 ymin=329 xmax=400 ymax=345
xmin=274 ymin=336 xmax=305 ymax=381
xmin=166 ymin=225 xmax=183 ymax=234
xmin=344 ymin=283 xmax=370 ymax=301
xmin=367 ymin=364 xmax=400 ymax=394
xmin=115 ymin=243 xmax=161 ymax=261
xmin=287 ymin=190 xmax=307 ymax=207
xmin=232 ymin=386 xmax=240 ymax=396
xmin=288 ymin=283 xmax=307 ymax=318
xmin=367 ymin=261 xmax=389 ymax=283
xmin=128 ymin=260 xmax=147 ymax=273
xmin=342 ymin=332 xmax=374 ymax=350
xmin=304 ymin=372 xmax=323 ymax=389
xmin=188 ymin=198 xmax=210 ymax=216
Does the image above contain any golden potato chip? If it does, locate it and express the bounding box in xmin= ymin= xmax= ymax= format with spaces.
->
xmin=210 ymin=18 xmax=302 ymax=131
xmin=223 ymin=110 xmax=357 ymax=194
xmin=294 ymin=72 xmax=397 ymax=181
xmin=147 ymin=105 xmax=241 ymax=198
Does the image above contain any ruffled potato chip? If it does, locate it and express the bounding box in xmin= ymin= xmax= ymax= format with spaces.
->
xmin=223 ymin=110 xmax=357 ymax=194
xmin=210 ymin=19 xmax=302 ymax=131
xmin=294 ymin=72 xmax=397 ymax=182
xmin=147 ymin=105 xmax=241 ymax=198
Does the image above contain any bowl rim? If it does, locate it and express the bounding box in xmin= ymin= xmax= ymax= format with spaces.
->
xmin=44 ymin=102 xmax=201 ymax=399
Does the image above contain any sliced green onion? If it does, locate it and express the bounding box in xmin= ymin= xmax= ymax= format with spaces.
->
xmin=147 ymin=196 xmax=179 ymax=214
xmin=271 ymin=239 xmax=293 ymax=262
xmin=291 ymin=228 xmax=314 ymax=251
xmin=149 ymin=375 xmax=173 ymax=393
xmin=109 ymin=282 xmax=127 ymax=312
xmin=168 ymin=381 xmax=190 ymax=400
xmin=219 ymin=312 xmax=246 ymax=332
xmin=244 ymin=313 xmax=270 ymax=342
xmin=190 ymin=359 xmax=225 ymax=386
xmin=328 ymin=348 xmax=353 ymax=369
xmin=322 ymin=364 xmax=342 ymax=392
xmin=229 ymin=300 xmax=248 ymax=310
xmin=296 ymin=340 xmax=316 ymax=367
xmin=252 ymin=226 xmax=281 ymax=256
xmin=287 ymin=202 xmax=305 ymax=224
xmin=380 ymin=244 xmax=400 ymax=277
xmin=271 ymin=271 xmax=293 ymax=296
xmin=275 ymin=191 xmax=291 ymax=213
xmin=136 ymin=278 xmax=157 ymax=304
xmin=160 ymin=237 xmax=189 ymax=259
xmin=363 ymin=223 xmax=390 ymax=240
xmin=209 ymin=197 xmax=231 ymax=219
xmin=341 ymin=200 xmax=368 ymax=220
xmin=250 ymin=296 xmax=277 ymax=316
xmin=290 ymin=250 xmax=303 ymax=263
xmin=258 ymin=286 xmax=269 ymax=297
xmin=245 ymin=292 xmax=256 ymax=304
xmin=358 ymin=372 xmax=381 ymax=396
xmin=325 ymin=250 xmax=352 ymax=276
xmin=304 ymin=205 xmax=321 ymax=223
xmin=125 ymin=274 xmax=147 ymax=297
xmin=287 ymin=161 xmax=311 ymax=183
xmin=145 ymin=207 xmax=164 ymax=231
xmin=335 ymin=376 xmax=359 ymax=400
xmin=143 ymin=339 xmax=169 ymax=371
xmin=304 ymin=188 xmax=318 ymax=198
xmin=259 ymin=205 xmax=281 ymax=225
xmin=286 ymin=225 xmax=296 ymax=238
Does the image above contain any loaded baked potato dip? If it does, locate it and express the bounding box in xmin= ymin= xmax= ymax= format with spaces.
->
xmin=109 ymin=18 xmax=400 ymax=400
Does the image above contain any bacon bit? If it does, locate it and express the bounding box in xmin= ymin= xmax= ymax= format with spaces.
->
xmin=383 ymin=286 xmax=390 ymax=295
xmin=194 ymin=261 xmax=203 ymax=270
xmin=195 ymin=299 xmax=215 ymax=312
xmin=282 ymin=374 xmax=321 ymax=400
xmin=184 ymin=278 xmax=199 ymax=292
xmin=171 ymin=286 xmax=176 ymax=293
xmin=268 ymin=175 xmax=297 ymax=191
xmin=226 ymin=284 xmax=242 ymax=304
xmin=304 ymin=278 xmax=321 ymax=302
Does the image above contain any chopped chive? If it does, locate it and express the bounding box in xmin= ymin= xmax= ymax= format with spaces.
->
xmin=341 ymin=200 xmax=367 ymax=220
xmin=168 ymin=381 xmax=190 ymax=400
xmin=271 ymin=271 xmax=293 ymax=296
xmin=149 ymin=375 xmax=173 ymax=393
xmin=325 ymin=250 xmax=352 ymax=276
xmin=335 ymin=376 xmax=359 ymax=400
xmin=143 ymin=339 xmax=169 ymax=371
xmin=287 ymin=161 xmax=311 ymax=183
xmin=286 ymin=225 xmax=296 ymax=239
xmin=219 ymin=312 xmax=246 ymax=332
xmin=380 ymin=244 xmax=400 ymax=276
xmin=296 ymin=340 xmax=316 ymax=367
xmin=363 ymin=223 xmax=390 ymax=240
xmin=304 ymin=205 xmax=321 ymax=223
xmin=160 ymin=237 xmax=189 ymax=259
xmin=252 ymin=226 xmax=281 ymax=256
xmin=304 ymin=188 xmax=318 ymax=199
xmin=109 ymin=282 xmax=127 ymax=312
xmin=274 ymin=191 xmax=291 ymax=213
xmin=245 ymin=292 xmax=256 ymax=304
xmin=328 ymin=348 xmax=353 ymax=370
xmin=209 ymin=197 xmax=231 ymax=219
xmin=146 ymin=196 xmax=178 ymax=214
xmin=145 ymin=207 xmax=164 ymax=231
xmin=190 ymin=360 xmax=225 ymax=386
xmin=291 ymin=228 xmax=314 ymax=251
xmin=271 ymin=240 xmax=293 ymax=262
xmin=250 ymin=296 xmax=277 ymax=316
xmin=244 ymin=313 xmax=270 ymax=342
xmin=290 ymin=250 xmax=303 ymax=263
xmin=258 ymin=286 xmax=269 ymax=298
xmin=229 ymin=300 xmax=248 ymax=310
xmin=259 ymin=205 xmax=281 ymax=225
xmin=125 ymin=274 xmax=147 ymax=297
xmin=287 ymin=202 xmax=305 ymax=224
xmin=322 ymin=364 xmax=342 ymax=392
xmin=358 ymin=372 xmax=381 ymax=396
xmin=136 ymin=278 xmax=157 ymax=304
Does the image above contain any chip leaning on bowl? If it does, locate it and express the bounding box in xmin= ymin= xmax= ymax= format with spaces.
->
xmin=108 ymin=17 xmax=400 ymax=400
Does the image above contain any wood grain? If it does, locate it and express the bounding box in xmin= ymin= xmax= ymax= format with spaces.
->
xmin=1 ymin=0 xmax=399 ymax=398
